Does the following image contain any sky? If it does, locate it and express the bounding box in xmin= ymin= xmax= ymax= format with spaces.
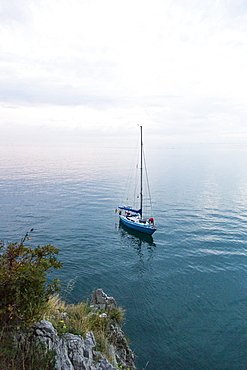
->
xmin=1 ymin=0 xmax=247 ymax=146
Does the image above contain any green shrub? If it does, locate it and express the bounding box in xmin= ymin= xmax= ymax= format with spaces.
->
xmin=0 ymin=331 xmax=56 ymax=370
xmin=0 ymin=231 xmax=62 ymax=330
xmin=0 ymin=231 xmax=62 ymax=369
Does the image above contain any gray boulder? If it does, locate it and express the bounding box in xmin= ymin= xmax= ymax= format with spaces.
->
xmin=91 ymin=289 xmax=117 ymax=310
xmin=32 ymin=289 xmax=136 ymax=370
xmin=33 ymin=320 xmax=115 ymax=370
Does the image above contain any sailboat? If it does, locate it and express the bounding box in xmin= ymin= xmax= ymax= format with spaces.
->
xmin=117 ymin=126 xmax=157 ymax=235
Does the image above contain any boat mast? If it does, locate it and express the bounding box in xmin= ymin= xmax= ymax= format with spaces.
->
xmin=140 ymin=125 xmax=143 ymax=218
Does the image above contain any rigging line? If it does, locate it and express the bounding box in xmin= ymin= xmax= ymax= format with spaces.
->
xmin=143 ymin=148 xmax=154 ymax=217
xmin=133 ymin=160 xmax=139 ymax=209
xmin=121 ymin=137 xmax=139 ymax=205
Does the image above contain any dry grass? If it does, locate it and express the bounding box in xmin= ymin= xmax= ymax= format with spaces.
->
xmin=45 ymin=294 xmax=68 ymax=314
xmin=44 ymin=295 xmax=125 ymax=358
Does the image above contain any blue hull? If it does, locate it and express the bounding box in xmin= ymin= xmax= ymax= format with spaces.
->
xmin=119 ymin=216 xmax=156 ymax=235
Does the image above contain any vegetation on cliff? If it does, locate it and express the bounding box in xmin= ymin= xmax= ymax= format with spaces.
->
xmin=0 ymin=230 xmax=62 ymax=330
xmin=0 ymin=230 xmax=62 ymax=369
xmin=45 ymin=294 xmax=124 ymax=354
xmin=0 ymin=232 xmax=134 ymax=370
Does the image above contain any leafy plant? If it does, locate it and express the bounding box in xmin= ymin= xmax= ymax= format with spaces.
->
xmin=0 ymin=230 xmax=62 ymax=330
xmin=0 ymin=331 xmax=56 ymax=370
xmin=0 ymin=230 xmax=62 ymax=369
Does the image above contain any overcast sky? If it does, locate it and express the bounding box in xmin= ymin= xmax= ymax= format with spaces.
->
xmin=1 ymin=0 xmax=247 ymax=146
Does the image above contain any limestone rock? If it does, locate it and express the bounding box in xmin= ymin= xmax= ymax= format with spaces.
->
xmin=108 ymin=324 xmax=136 ymax=370
xmin=91 ymin=289 xmax=117 ymax=310
xmin=32 ymin=290 xmax=136 ymax=370
xmin=33 ymin=320 xmax=115 ymax=370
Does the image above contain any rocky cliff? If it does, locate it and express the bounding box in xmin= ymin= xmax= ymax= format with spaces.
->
xmin=32 ymin=290 xmax=136 ymax=370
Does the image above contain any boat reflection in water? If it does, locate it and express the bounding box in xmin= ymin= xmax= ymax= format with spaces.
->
xmin=118 ymin=221 xmax=156 ymax=278
xmin=118 ymin=220 xmax=156 ymax=248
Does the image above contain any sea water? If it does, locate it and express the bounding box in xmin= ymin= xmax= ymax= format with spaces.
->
xmin=1 ymin=144 xmax=247 ymax=369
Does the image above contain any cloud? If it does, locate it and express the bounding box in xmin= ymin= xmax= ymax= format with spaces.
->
xmin=1 ymin=0 xmax=247 ymax=145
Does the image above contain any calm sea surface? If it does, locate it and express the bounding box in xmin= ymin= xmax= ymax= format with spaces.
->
xmin=1 ymin=144 xmax=247 ymax=369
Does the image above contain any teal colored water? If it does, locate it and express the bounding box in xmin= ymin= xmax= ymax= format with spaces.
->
xmin=1 ymin=144 xmax=247 ymax=369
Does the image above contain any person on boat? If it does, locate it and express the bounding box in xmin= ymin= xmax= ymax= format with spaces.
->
xmin=148 ymin=218 xmax=154 ymax=224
